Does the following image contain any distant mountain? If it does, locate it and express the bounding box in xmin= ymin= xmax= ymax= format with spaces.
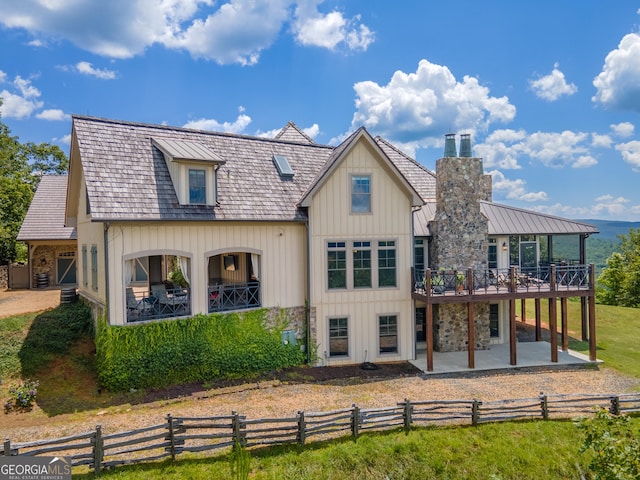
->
xmin=578 ymin=219 xmax=640 ymax=241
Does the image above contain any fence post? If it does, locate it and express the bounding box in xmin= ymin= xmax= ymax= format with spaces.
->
xmin=297 ymin=411 xmax=306 ymax=446
xmin=471 ymin=400 xmax=480 ymax=426
xmin=93 ymin=425 xmax=103 ymax=476
xmin=3 ymin=439 xmax=10 ymax=456
xmin=166 ymin=414 xmax=176 ymax=461
xmin=540 ymin=393 xmax=549 ymax=420
xmin=403 ymin=399 xmax=413 ymax=433
xmin=609 ymin=396 xmax=620 ymax=416
xmin=351 ymin=404 xmax=360 ymax=441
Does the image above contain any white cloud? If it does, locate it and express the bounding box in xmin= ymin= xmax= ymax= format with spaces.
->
xmin=591 ymin=133 xmax=612 ymax=148
xmin=75 ymin=61 xmax=117 ymax=79
xmin=293 ymin=2 xmax=373 ymax=51
xmin=36 ymin=109 xmax=70 ymax=121
xmin=529 ymin=63 xmax=577 ymax=101
xmin=593 ymin=33 xmax=640 ymax=111
xmin=488 ymin=170 xmax=547 ymax=202
xmin=0 ymin=0 xmax=372 ymax=65
xmin=183 ymin=113 xmax=251 ymax=133
xmin=0 ymin=75 xmax=43 ymax=119
xmin=350 ymin=59 xmax=516 ymax=148
xmin=532 ymin=195 xmax=633 ymax=219
xmin=615 ymin=140 xmax=640 ymax=171
xmin=572 ymin=155 xmax=598 ymax=168
xmin=302 ymin=123 xmax=320 ymax=139
xmin=54 ymin=134 xmax=72 ymax=145
xmin=475 ymin=128 xmax=600 ymax=170
xmin=611 ymin=122 xmax=634 ymax=138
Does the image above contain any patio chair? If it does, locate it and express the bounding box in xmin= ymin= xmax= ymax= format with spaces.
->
xmin=126 ymin=287 xmax=152 ymax=319
xmin=151 ymin=284 xmax=189 ymax=315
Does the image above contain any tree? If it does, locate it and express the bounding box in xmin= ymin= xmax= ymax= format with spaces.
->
xmin=597 ymin=228 xmax=640 ymax=308
xmin=0 ymin=99 xmax=68 ymax=264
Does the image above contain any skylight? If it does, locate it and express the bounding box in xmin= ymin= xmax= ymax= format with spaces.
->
xmin=273 ymin=154 xmax=294 ymax=178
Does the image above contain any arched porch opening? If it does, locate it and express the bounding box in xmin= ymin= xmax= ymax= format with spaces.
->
xmin=206 ymin=250 xmax=261 ymax=313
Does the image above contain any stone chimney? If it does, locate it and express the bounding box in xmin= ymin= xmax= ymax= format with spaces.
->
xmin=432 ymin=133 xmax=489 ymax=271
xmin=430 ymin=133 xmax=490 ymax=352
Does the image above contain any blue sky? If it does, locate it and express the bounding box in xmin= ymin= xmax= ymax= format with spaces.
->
xmin=1 ymin=1 xmax=639 ymax=221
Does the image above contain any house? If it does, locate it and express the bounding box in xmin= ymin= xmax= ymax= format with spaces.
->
xmin=17 ymin=175 xmax=77 ymax=289
xmin=64 ymin=116 xmax=598 ymax=369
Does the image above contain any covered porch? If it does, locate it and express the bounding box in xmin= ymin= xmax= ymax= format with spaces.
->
xmin=412 ymin=264 xmax=597 ymax=372
xmin=125 ymin=254 xmax=192 ymax=322
xmin=206 ymin=251 xmax=261 ymax=313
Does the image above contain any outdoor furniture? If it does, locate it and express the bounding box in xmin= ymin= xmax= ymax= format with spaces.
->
xmin=151 ymin=284 xmax=189 ymax=316
xmin=126 ymin=287 xmax=152 ymax=319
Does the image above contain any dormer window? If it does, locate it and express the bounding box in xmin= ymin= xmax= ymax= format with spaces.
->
xmin=152 ymin=137 xmax=226 ymax=207
xmin=189 ymin=169 xmax=206 ymax=204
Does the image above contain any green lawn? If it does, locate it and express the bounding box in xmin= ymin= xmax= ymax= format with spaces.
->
xmin=72 ymin=418 xmax=640 ymax=480
xmin=529 ymin=299 xmax=640 ymax=379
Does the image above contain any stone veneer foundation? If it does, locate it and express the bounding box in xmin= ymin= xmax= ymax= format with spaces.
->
xmin=431 ymin=150 xmax=492 ymax=352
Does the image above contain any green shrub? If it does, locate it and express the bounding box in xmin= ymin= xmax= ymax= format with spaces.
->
xmin=577 ymin=409 xmax=640 ymax=479
xmin=96 ymin=309 xmax=306 ymax=391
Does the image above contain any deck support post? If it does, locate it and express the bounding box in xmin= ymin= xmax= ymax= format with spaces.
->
xmin=560 ymin=297 xmax=568 ymax=351
xmin=534 ymin=298 xmax=542 ymax=341
xmin=467 ymin=303 xmax=475 ymax=369
xmin=520 ymin=298 xmax=526 ymax=323
xmin=580 ymin=297 xmax=588 ymax=341
xmin=588 ymin=264 xmax=597 ymax=361
xmin=509 ymin=267 xmax=517 ymax=365
xmin=549 ymin=265 xmax=558 ymax=362
xmin=467 ymin=268 xmax=475 ymax=369
xmin=425 ymin=269 xmax=434 ymax=372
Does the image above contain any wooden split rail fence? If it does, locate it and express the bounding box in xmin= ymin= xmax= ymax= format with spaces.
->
xmin=2 ymin=392 xmax=639 ymax=474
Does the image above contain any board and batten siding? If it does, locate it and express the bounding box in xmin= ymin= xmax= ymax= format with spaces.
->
xmin=307 ymin=140 xmax=415 ymax=366
xmin=106 ymin=221 xmax=307 ymax=325
xmin=76 ymin=171 xmax=107 ymax=307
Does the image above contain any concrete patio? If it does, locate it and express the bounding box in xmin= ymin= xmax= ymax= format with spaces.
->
xmin=411 ymin=341 xmax=600 ymax=375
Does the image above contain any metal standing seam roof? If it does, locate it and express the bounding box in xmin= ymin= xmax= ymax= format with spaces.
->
xmin=151 ymin=138 xmax=226 ymax=163
xmin=413 ymin=201 xmax=598 ymax=237
xmin=17 ymin=175 xmax=77 ymax=241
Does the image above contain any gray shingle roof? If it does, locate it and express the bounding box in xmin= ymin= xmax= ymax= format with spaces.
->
xmin=414 ymin=201 xmax=598 ymax=236
xmin=273 ymin=122 xmax=316 ymax=145
xmin=17 ymin=175 xmax=77 ymax=241
xmin=73 ymin=116 xmax=334 ymax=222
xmin=374 ymin=136 xmax=436 ymax=201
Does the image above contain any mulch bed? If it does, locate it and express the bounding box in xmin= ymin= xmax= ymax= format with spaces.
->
xmin=141 ymin=362 xmax=423 ymax=403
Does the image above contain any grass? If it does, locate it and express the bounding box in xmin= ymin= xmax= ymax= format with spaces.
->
xmin=526 ymin=298 xmax=640 ymax=379
xmin=2 ymin=300 xmax=639 ymax=477
xmin=70 ymin=418 xmax=640 ymax=479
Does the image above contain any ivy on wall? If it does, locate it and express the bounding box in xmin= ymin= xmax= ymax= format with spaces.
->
xmin=96 ymin=309 xmax=305 ymax=391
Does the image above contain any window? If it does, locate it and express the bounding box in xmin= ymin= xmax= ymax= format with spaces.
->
xmin=379 ymin=315 xmax=398 ymax=354
xmin=488 ymin=238 xmax=497 ymax=269
xmin=329 ymin=317 xmax=349 ymax=357
xmin=189 ymin=169 xmax=206 ymax=204
xmin=489 ymin=304 xmax=499 ymax=338
xmin=378 ymin=241 xmax=396 ymax=287
xmin=351 ymin=175 xmax=371 ymax=213
xmin=133 ymin=257 xmax=149 ymax=283
xmin=81 ymin=245 xmax=88 ymax=287
xmin=353 ymin=241 xmax=371 ymax=288
xmin=327 ymin=242 xmax=346 ymax=289
xmin=90 ymin=245 xmax=98 ymax=291
xmin=414 ymin=238 xmax=425 ymax=275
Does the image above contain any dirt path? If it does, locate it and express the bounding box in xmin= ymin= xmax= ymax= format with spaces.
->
xmin=0 ymin=288 xmax=62 ymax=319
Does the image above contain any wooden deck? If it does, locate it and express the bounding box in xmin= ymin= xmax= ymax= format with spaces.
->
xmin=412 ymin=264 xmax=597 ymax=372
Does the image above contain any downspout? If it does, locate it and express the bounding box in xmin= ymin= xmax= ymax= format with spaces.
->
xmin=304 ymin=215 xmax=311 ymax=364
xmin=104 ymin=221 xmax=110 ymax=322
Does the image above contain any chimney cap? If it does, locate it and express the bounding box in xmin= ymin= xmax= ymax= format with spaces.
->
xmin=444 ymin=133 xmax=458 ymax=157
